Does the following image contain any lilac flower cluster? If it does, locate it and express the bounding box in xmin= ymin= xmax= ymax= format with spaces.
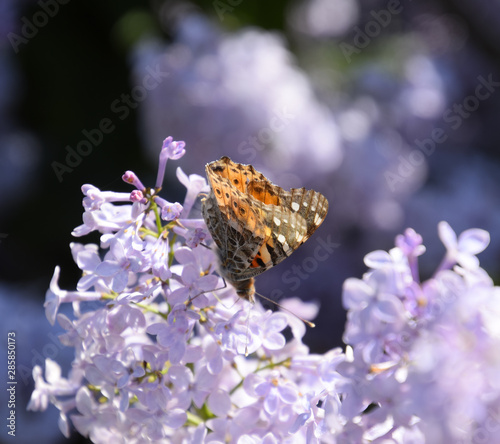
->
xmin=29 ymin=137 xmax=499 ymax=443
xmin=339 ymin=222 xmax=499 ymax=443
xmin=28 ymin=138 xmax=344 ymax=443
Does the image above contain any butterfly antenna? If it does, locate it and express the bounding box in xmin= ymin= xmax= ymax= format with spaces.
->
xmin=254 ymin=291 xmax=316 ymax=328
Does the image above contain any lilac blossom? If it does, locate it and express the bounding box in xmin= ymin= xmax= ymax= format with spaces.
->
xmin=30 ymin=137 xmax=500 ymax=443
xmin=29 ymin=137 xmax=344 ymax=443
xmin=337 ymin=222 xmax=499 ymax=443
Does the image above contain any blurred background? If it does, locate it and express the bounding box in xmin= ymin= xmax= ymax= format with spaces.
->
xmin=1 ymin=0 xmax=500 ymax=442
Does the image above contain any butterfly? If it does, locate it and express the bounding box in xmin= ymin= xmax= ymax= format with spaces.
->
xmin=202 ymin=156 xmax=329 ymax=303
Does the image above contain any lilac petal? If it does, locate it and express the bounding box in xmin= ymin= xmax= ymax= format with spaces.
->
xmin=192 ymin=424 xmax=207 ymax=444
xmin=169 ymin=287 xmax=189 ymax=305
xmin=75 ymin=387 xmax=93 ymax=416
xmin=109 ymin=239 xmax=126 ymax=261
xmin=44 ymin=289 xmax=60 ymax=326
xmin=206 ymin=340 xmax=223 ymax=375
xmin=262 ymin=433 xmax=279 ymax=444
xmin=77 ymin=274 xmax=99 ymax=292
xmin=457 ymin=228 xmax=490 ymax=255
xmin=45 ymin=358 xmax=62 ymax=384
xmin=111 ymin=270 xmax=129 ymax=293
xmin=438 ymin=221 xmax=457 ymax=250
xmin=76 ymin=249 xmax=101 ymax=271
xmin=58 ymin=412 xmax=70 ymax=438
xmin=182 ymin=265 xmax=198 ymax=285
xmin=372 ymin=293 xmax=405 ymax=323
xmin=278 ymin=384 xmax=298 ymax=404
xmin=290 ymin=411 xmax=311 ymax=434
xmin=176 ymin=166 xmax=190 ymax=188
xmin=266 ymin=313 xmax=288 ymax=332
xmin=45 ymin=267 xmax=62 ymax=325
xmin=364 ymin=250 xmax=393 ymax=269
xmin=169 ymin=365 xmax=192 ymax=389
xmin=208 ymin=389 xmax=231 ymax=416
xmin=198 ymin=274 xmax=220 ymax=292
xmin=342 ymin=278 xmax=374 ymax=309
xmin=175 ymin=246 xmax=196 ymax=264
xmin=147 ymin=322 xmax=166 ymax=335
xmin=254 ymin=380 xmax=271 ymax=397
xmin=153 ymin=262 xmax=172 ymax=281
xmin=165 ymin=409 xmax=187 ymax=429
xmin=169 ymin=341 xmax=186 ymax=364
xmin=263 ymin=332 xmax=286 ymax=350
xmin=96 ymin=261 xmax=121 ymax=276
xmin=456 ymin=251 xmax=479 ymax=270
xmin=264 ymin=388 xmax=279 ymax=415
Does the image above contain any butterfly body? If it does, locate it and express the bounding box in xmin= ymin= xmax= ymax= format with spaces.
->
xmin=202 ymin=156 xmax=328 ymax=302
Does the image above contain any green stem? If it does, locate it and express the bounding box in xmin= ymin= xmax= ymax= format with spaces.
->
xmin=185 ymin=410 xmax=204 ymax=427
xmin=168 ymin=233 xmax=177 ymax=267
xmin=229 ymin=357 xmax=291 ymax=395
xmin=150 ymin=200 xmax=163 ymax=234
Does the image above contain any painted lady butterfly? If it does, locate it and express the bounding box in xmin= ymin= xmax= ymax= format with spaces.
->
xmin=202 ymin=156 xmax=329 ymax=303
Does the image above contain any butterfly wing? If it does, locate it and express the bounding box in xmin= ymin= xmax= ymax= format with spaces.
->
xmin=202 ymin=157 xmax=329 ymax=282
xmin=235 ymin=186 xmax=329 ymax=280
xmin=202 ymin=158 xmax=266 ymax=279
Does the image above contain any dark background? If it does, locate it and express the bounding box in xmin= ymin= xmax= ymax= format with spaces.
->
xmin=2 ymin=0 xmax=500 ymax=442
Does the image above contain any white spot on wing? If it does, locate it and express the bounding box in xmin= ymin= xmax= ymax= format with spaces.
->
xmin=273 ymin=216 xmax=281 ymax=226
xmin=278 ymin=234 xmax=286 ymax=244
xmin=314 ymin=213 xmax=322 ymax=225
xmin=291 ymin=202 xmax=300 ymax=212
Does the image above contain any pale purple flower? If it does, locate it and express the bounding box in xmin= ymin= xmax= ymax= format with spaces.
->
xmin=28 ymin=359 xmax=82 ymax=411
xmin=33 ymin=136 xmax=346 ymax=443
xmin=339 ymin=222 xmax=500 ymax=442
xmin=154 ymin=196 xmax=183 ymax=221
xmin=155 ymin=137 xmax=186 ymax=188
xmin=168 ymin=263 xmax=219 ymax=306
xmin=437 ymin=220 xmax=490 ymax=271
xmin=162 ymin=136 xmax=186 ymax=160
xmin=176 ymin=167 xmax=208 ymax=218
xmin=95 ymin=238 xmax=146 ymax=292
xmin=130 ymin=189 xmax=147 ymax=203
xmin=122 ymin=170 xmax=145 ymax=190
xmin=44 ymin=266 xmax=101 ymax=325
xmin=147 ymin=235 xmax=172 ymax=281
xmin=185 ymin=227 xmax=207 ymax=248
xmin=244 ymin=371 xmax=299 ymax=416
xmin=254 ymin=311 xmax=288 ymax=352
xmin=168 ymin=364 xmax=216 ymax=410
xmin=72 ymin=202 xmax=133 ymax=237
xmin=147 ymin=306 xmax=200 ymax=364
xmin=81 ymin=184 xmax=131 ymax=211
